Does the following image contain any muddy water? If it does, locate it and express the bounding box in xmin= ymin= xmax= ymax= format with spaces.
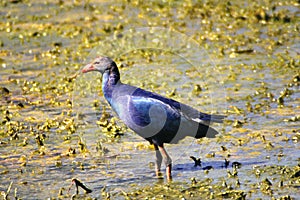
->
xmin=0 ymin=0 xmax=299 ymax=199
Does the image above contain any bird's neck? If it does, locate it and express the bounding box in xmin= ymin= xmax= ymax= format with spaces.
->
xmin=102 ymin=66 xmax=121 ymax=103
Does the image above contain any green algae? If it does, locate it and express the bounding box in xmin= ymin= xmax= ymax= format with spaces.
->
xmin=0 ymin=0 xmax=299 ymax=199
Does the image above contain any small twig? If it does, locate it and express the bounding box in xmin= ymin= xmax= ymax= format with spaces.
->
xmin=69 ymin=70 xmax=82 ymax=81
xmin=2 ymin=181 xmax=13 ymax=200
xmin=69 ymin=72 xmax=79 ymax=80
xmin=68 ymin=178 xmax=92 ymax=195
xmin=14 ymin=187 xmax=18 ymax=200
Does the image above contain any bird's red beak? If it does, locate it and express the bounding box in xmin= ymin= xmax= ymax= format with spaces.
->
xmin=82 ymin=63 xmax=95 ymax=73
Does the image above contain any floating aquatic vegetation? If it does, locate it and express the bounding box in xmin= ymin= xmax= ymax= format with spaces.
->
xmin=0 ymin=0 xmax=299 ymax=199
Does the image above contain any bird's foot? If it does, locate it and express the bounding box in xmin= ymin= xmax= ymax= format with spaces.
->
xmin=156 ymin=170 xmax=164 ymax=179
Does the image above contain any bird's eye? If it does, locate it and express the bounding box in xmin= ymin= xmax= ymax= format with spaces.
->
xmin=94 ymin=61 xmax=100 ymax=65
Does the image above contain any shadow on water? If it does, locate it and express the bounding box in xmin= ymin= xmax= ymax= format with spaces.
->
xmin=173 ymin=159 xmax=267 ymax=171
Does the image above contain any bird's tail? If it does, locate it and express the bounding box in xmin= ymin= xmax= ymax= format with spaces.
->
xmin=210 ymin=114 xmax=226 ymax=123
xmin=195 ymin=123 xmax=219 ymax=139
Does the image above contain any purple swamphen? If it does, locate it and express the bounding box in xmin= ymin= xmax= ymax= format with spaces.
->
xmin=81 ymin=56 xmax=225 ymax=180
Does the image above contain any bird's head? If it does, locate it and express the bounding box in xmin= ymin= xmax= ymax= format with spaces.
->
xmin=82 ymin=56 xmax=116 ymax=74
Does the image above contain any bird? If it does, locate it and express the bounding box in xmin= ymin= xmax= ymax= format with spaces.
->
xmin=80 ymin=56 xmax=225 ymax=180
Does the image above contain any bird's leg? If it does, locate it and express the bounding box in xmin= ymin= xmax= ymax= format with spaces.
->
xmin=158 ymin=144 xmax=172 ymax=181
xmin=154 ymin=144 xmax=163 ymax=177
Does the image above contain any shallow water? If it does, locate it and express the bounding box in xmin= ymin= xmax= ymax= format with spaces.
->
xmin=0 ymin=0 xmax=299 ymax=199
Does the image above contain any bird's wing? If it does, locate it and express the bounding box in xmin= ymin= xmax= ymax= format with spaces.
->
xmin=110 ymin=84 xmax=180 ymax=127
xmin=131 ymin=88 xmax=226 ymax=124
xmin=128 ymin=92 xmax=180 ymax=127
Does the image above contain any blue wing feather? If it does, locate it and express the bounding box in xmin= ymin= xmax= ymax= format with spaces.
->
xmin=131 ymin=87 xmax=225 ymax=123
